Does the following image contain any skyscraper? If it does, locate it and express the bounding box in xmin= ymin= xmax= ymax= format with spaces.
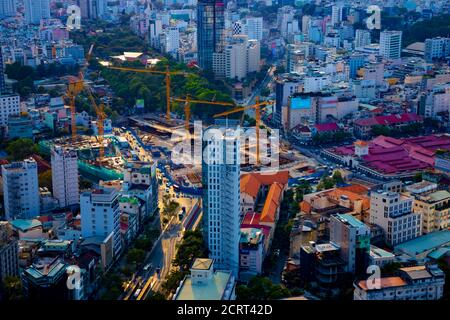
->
xmin=202 ymin=126 xmax=240 ymax=276
xmin=0 ymin=0 xmax=16 ymax=19
xmin=51 ymin=146 xmax=79 ymax=208
xmin=24 ymin=0 xmax=50 ymax=24
xmin=379 ymin=30 xmax=402 ymax=60
xmin=2 ymin=159 xmax=40 ymax=220
xmin=197 ymin=0 xmax=225 ymax=70
xmin=78 ymin=0 xmax=107 ymax=19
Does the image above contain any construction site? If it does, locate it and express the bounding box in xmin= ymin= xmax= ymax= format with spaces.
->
xmin=43 ymin=50 xmax=308 ymax=186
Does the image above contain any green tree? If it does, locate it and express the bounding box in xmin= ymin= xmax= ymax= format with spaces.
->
xmin=127 ymin=248 xmax=146 ymax=265
xmin=80 ymin=178 xmax=93 ymax=189
xmin=38 ymin=170 xmax=53 ymax=191
xmin=371 ymin=125 xmax=392 ymax=137
xmin=236 ymin=276 xmax=291 ymax=300
xmin=316 ymin=177 xmax=335 ymax=191
xmin=6 ymin=138 xmax=40 ymax=161
xmin=332 ymin=171 xmax=344 ymax=185
xmin=2 ymin=276 xmax=24 ymax=301
xmin=173 ymin=230 xmax=208 ymax=272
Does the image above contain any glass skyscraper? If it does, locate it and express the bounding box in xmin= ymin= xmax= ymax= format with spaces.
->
xmin=197 ymin=0 xmax=225 ymax=70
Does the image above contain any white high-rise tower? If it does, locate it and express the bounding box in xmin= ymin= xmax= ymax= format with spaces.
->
xmin=202 ymin=126 xmax=240 ymax=276
xmin=51 ymin=146 xmax=79 ymax=207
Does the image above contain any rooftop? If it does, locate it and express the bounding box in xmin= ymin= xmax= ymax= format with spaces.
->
xmin=357 ymin=276 xmax=407 ymax=291
xmin=10 ymin=219 xmax=42 ymax=232
xmin=327 ymin=135 xmax=450 ymax=175
xmin=175 ymin=270 xmax=234 ymax=300
xmin=370 ymin=245 xmax=395 ymax=259
xmin=399 ymin=266 xmax=432 ymax=280
xmin=191 ymin=258 xmax=213 ymax=271
xmin=394 ymin=230 xmax=450 ymax=257
xmin=334 ymin=213 xmax=367 ymax=229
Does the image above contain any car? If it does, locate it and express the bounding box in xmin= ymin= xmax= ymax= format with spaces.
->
xmin=134 ymin=289 xmax=141 ymax=298
xmin=143 ymin=263 xmax=152 ymax=271
xmin=165 ymin=188 xmax=170 ymax=193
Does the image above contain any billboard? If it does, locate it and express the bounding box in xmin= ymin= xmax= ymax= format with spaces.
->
xmin=135 ymin=99 xmax=145 ymax=110
xmin=291 ymin=97 xmax=311 ymax=109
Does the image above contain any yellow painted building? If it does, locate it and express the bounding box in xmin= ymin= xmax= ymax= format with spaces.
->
xmin=413 ymin=190 xmax=450 ymax=234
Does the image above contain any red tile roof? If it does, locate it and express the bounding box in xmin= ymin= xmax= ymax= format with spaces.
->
xmin=327 ymin=135 xmax=450 ymax=175
xmin=355 ymin=113 xmax=423 ymax=127
xmin=240 ymin=171 xmax=289 ymax=198
xmin=314 ymin=122 xmax=339 ymax=132
xmin=260 ymin=182 xmax=283 ymax=223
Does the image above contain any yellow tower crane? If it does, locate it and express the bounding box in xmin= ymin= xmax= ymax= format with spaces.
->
xmin=86 ymin=91 xmax=107 ymax=159
xmin=213 ymin=97 xmax=273 ymax=165
xmin=107 ymin=65 xmax=186 ymax=121
xmin=171 ymin=95 xmax=235 ymax=131
xmin=65 ymin=44 xmax=95 ymax=141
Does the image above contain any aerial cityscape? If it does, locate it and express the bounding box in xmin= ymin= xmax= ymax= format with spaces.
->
xmin=0 ymin=0 xmax=449 ymax=305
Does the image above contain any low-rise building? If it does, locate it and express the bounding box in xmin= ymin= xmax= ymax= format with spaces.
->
xmin=354 ymin=264 xmax=445 ymax=300
xmin=239 ymin=228 xmax=264 ymax=280
xmin=368 ymin=245 xmax=395 ymax=267
xmin=412 ymin=190 xmax=450 ymax=234
xmin=173 ymin=258 xmax=236 ymax=300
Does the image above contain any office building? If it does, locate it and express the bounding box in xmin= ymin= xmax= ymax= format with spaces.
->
xmin=0 ymin=0 xmax=16 ymax=19
xmin=330 ymin=214 xmax=370 ymax=274
xmin=379 ymin=30 xmax=402 ymax=60
xmin=164 ymin=27 xmax=180 ymax=57
xmin=202 ymin=126 xmax=240 ymax=276
xmin=0 ymin=222 xmax=19 ymax=282
xmin=51 ymin=146 xmax=79 ymax=208
xmin=0 ymin=94 xmax=20 ymax=127
xmin=331 ymin=5 xmax=343 ymax=26
xmin=80 ymin=187 xmax=122 ymax=256
xmin=197 ymin=0 xmax=225 ymax=70
xmin=149 ymin=19 xmax=163 ymax=48
xmin=354 ymin=264 xmax=445 ymax=300
xmin=245 ymin=17 xmax=263 ymax=41
xmin=355 ymin=29 xmax=371 ymax=48
xmin=78 ymin=0 xmax=107 ymax=20
xmin=424 ymin=37 xmax=450 ymax=62
xmin=274 ymin=74 xmax=302 ymax=129
xmin=213 ymin=35 xmax=260 ymax=81
xmin=24 ymin=0 xmax=50 ymax=25
xmin=2 ymin=159 xmax=40 ymax=220
xmin=369 ymin=191 xmax=421 ymax=246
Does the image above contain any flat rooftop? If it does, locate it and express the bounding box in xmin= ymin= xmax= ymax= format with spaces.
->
xmin=175 ymin=270 xmax=233 ymax=300
xmin=357 ymin=277 xmax=407 ymax=291
xmin=394 ymin=230 xmax=450 ymax=257
xmin=335 ymin=213 xmax=367 ymax=229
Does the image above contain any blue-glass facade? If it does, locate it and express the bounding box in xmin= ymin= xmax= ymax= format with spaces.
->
xmin=197 ymin=0 xmax=225 ymax=70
